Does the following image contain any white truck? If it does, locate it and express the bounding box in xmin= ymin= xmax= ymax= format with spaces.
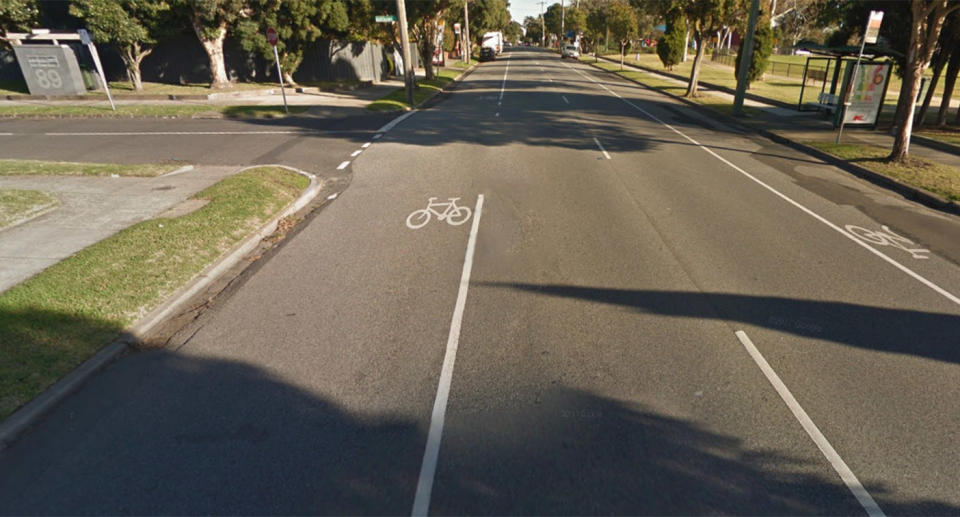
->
xmin=481 ymin=31 xmax=504 ymax=55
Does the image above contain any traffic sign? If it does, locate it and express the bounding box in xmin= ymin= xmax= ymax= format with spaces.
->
xmin=864 ymin=11 xmax=883 ymax=44
xmin=266 ymin=27 xmax=278 ymax=47
xmin=454 ymin=23 xmax=461 ymax=34
xmin=375 ymin=15 xmax=397 ymax=23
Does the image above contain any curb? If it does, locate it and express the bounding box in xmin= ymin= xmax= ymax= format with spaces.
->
xmin=370 ymin=63 xmax=479 ymax=113
xmin=580 ymin=59 xmax=960 ymax=218
xmin=912 ymin=134 xmax=960 ymax=157
xmin=0 ymin=165 xmax=324 ymax=452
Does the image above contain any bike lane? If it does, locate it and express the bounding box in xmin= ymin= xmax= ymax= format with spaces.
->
xmin=0 ymin=64 xmax=511 ymax=514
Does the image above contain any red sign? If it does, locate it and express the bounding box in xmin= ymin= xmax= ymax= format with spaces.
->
xmin=266 ymin=27 xmax=278 ymax=47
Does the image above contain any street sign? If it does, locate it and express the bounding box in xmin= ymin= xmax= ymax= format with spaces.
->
xmin=375 ymin=15 xmax=397 ymax=23
xmin=864 ymin=10 xmax=883 ymax=44
xmin=454 ymin=23 xmax=461 ymax=34
xmin=266 ymin=27 xmax=278 ymax=47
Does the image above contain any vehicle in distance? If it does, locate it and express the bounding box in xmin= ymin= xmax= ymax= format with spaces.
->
xmin=482 ymin=31 xmax=504 ymax=55
xmin=561 ymin=44 xmax=580 ymax=59
xmin=479 ymin=46 xmax=496 ymax=61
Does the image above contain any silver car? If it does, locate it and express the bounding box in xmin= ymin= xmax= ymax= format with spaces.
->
xmin=561 ymin=44 xmax=580 ymax=59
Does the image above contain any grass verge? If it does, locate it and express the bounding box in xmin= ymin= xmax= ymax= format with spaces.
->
xmin=0 ymin=166 xmax=309 ymax=420
xmin=0 ymin=104 xmax=307 ymax=118
xmin=367 ymin=68 xmax=460 ymax=111
xmin=581 ymin=57 xmax=762 ymax=116
xmin=805 ymin=141 xmax=960 ymax=201
xmin=915 ymin=128 xmax=960 ymax=147
xmin=0 ymin=159 xmax=177 ymax=177
xmin=0 ymin=189 xmax=59 ymax=230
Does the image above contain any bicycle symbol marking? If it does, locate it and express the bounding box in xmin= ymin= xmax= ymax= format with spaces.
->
xmin=845 ymin=224 xmax=930 ymax=259
xmin=406 ymin=197 xmax=472 ymax=229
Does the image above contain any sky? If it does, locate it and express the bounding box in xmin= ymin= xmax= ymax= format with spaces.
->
xmin=509 ymin=0 xmax=548 ymax=25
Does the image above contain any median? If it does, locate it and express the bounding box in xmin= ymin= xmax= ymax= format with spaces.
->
xmin=0 ymin=165 xmax=310 ymax=421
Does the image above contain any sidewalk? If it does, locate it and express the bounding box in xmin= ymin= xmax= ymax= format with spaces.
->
xmin=0 ymin=166 xmax=240 ymax=293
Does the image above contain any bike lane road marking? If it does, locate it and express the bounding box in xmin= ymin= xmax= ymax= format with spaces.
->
xmin=411 ymin=194 xmax=485 ymax=517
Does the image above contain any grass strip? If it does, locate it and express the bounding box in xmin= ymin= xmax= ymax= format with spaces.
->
xmin=0 ymin=104 xmax=306 ymax=118
xmin=805 ymin=141 xmax=960 ymax=201
xmin=915 ymin=129 xmax=960 ymax=147
xmin=0 ymin=166 xmax=309 ymax=420
xmin=0 ymin=189 xmax=59 ymax=229
xmin=367 ymin=68 xmax=460 ymax=111
xmin=0 ymin=159 xmax=176 ymax=177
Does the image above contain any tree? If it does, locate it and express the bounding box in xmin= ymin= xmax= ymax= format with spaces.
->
xmin=584 ymin=0 xmax=608 ymax=54
xmin=523 ymin=15 xmax=543 ymax=44
xmin=936 ymin=39 xmax=960 ymax=126
xmin=1 ymin=0 xmax=39 ymax=46
xmin=173 ymin=0 xmax=245 ymax=89
xmin=543 ymin=3 xmax=563 ymax=39
xmin=917 ymin=10 xmax=959 ymax=124
xmin=888 ymin=0 xmax=960 ymax=162
xmin=69 ymin=0 xmax=172 ymax=91
xmin=235 ymin=0 xmax=349 ymax=85
xmin=733 ymin=24 xmax=773 ymax=88
xmin=504 ymin=19 xmax=522 ymax=42
xmin=607 ymin=0 xmax=638 ymax=69
xmin=564 ymin=5 xmax=587 ymax=35
xmin=682 ymin=0 xmax=737 ymax=97
xmin=657 ymin=8 xmax=685 ymax=70
xmin=468 ymin=0 xmax=510 ymax=42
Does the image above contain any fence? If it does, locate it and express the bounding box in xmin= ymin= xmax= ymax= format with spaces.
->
xmin=711 ymin=49 xmax=828 ymax=85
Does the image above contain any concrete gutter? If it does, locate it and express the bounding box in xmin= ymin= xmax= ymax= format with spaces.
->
xmin=581 ymin=59 xmax=960 ymax=218
xmin=0 ymin=165 xmax=325 ymax=451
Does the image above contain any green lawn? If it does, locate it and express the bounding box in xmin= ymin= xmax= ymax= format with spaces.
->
xmin=0 ymin=104 xmax=306 ymax=118
xmin=0 ymin=159 xmax=176 ymax=177
xmin=915 ymin=128 xmax=960 ymax=147
xmin=0 ymin=166 xmax=309 ymax=421
xmin=806 ymin=141 xmax=960 ymax=201
xmin=0 ymin=189 xmax=59 ymax=230
xmin=367 ymin=68 xmax=460 ymax=111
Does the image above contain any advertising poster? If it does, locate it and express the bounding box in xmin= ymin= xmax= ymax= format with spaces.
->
xmin=843 ymin=62 xmax=889 ymax=125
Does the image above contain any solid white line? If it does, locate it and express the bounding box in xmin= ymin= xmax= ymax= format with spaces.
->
xmin=411 ymin=194 xmax=485 ymax=517
xmin=0 ymin=133 xmax=13 ymax=136
xmin=593 ymin=137 xmax=611 ymax=159
xmin=579 ymin=65 xmax=960 ymax=309
xmin=351 ymin=150 xmax=362 ymax=157
xmin=561 ymin=95 xmax=570 ymax=104
xmin=361 ymin=142 xmax=371 ymax=148
xmin=735 ymin=331 xmax=885 ymax=517
xmin=498 ymin=56 xmax=510 ymax=104
xmin=377 ymin=110 xmax=416 ymax=134
xmin=336 ymin=161 xmax=350 ymax=170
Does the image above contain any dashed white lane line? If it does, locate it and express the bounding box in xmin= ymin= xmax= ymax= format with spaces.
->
xmin=377 ymin=110 xmax=416 ymax=134
xmin=561 ymin=95 xmax=570 ymax=104
xmin=362 ymin=142 xmax=371 ymax=148
xmin=336 ymin=161 xmax=350 ymax=170
xmin=412 ymin=194 xmax=485 ymax=517
xmin=570 ymin=61 xmax=960 ymax=309
xmin=735 ymin=331 xmax=885 ymax=517
xmin=593 ymin=137 xmax=611 ymax=159
xmin=498 ymin=56 xmax=510 ymax=105
xmin=0 ymin=133 xmax=13 ymax=136
xmin=351 ymin=150 xmax=362 ymax=157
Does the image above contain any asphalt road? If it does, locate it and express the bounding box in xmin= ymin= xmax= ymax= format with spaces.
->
xmin=1 ymin=48 xmax=959 ymax=515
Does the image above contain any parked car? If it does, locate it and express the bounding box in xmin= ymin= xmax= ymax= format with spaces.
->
xmin=561 ymin=44 xmax=580 ymax=59
xmin=479 ymin=46 xmax=496 ymax=61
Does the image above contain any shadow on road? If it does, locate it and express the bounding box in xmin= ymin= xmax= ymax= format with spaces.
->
xmin=479 ymin=283 xmax=960 ymax=366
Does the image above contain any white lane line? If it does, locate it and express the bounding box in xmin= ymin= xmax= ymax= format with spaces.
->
xmin=411 ymin=194 xmax=485 ymax=517
xmin=561 ymin=95 xmax=570 ymax=104
xmin=593 ymin=137 xmax=611 ymax=159
xmin=577 ymin=65 xmax=960 ymax=309
xmin=351 ymin=150 xmax=362 ymax=157
xmin=735 ymin=331 xmax=885 ymax=517
xmin=0 ymin=133 xmax=13 ymax=136
xmin=336 ymin=161 xmax=350 ymax=170
xmin=498 ymin=56 xmax=510 ymax=104
xmin=377 ymin=110 xmax=416 ymax=134
xmin=362 ymin=142 xmax=371 ymax=148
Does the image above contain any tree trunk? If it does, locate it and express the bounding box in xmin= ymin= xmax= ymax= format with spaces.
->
xmin=685 ymin=33 xmax=707 ymax=98
xmin=190 ymin=17 xmax=230 ymax=89
xmin=918 ymin=49 xmax=948 ymax=125
xmin=279 ymin=52 xmax=302 ymax=86
xmin=936 ymin=47 xmax=960 ymax=126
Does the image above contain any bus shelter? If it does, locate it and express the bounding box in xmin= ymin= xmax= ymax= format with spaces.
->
xmin=795 ymin=43 xmax=899 ymax=128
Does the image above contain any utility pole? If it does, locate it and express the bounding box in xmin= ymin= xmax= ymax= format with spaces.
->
xmin=732 ymin=0 xmax=760 ymax=116
xmin=463 ymin=0 xmax=470 ymax=64
xmin=561 ymin=0 xmax=565 ymax=43
xmin=395 ymin=0 xmax=415 ymax=105
xmin=539 ymin=0 xmax=546 ymax=47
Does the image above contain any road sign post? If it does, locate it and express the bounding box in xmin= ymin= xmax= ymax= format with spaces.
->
xmin=266 ymin=28 xmax=288 ymax=114
xmin=78 ymin=29 xmax=115 ymax=111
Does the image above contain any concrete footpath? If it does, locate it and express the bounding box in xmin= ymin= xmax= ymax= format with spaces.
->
xmin=0 ymin=166 xmax=240 ymax=293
